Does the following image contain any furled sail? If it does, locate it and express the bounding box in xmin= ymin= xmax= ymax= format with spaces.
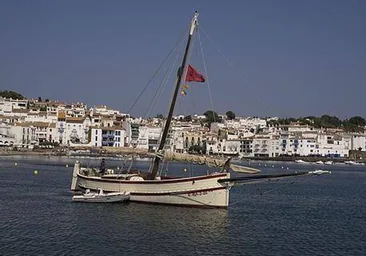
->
xmin=230 ymin=163 xmax=261 ymax=174
xmin=163 ymin=151 xmax=260 ymax=174
xmin=217 ymin=169 xmax=331 ymax=185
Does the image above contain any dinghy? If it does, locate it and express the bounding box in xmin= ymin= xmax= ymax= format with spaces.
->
xmin=72 ymin=189 xmax=130 ymax=203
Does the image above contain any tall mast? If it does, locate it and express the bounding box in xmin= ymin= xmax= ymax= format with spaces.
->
xmin=150 ymin=11 xmax=199 ymax=179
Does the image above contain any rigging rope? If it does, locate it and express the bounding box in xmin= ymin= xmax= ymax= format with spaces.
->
xmin=127 ymin=29 xmax=187 ymax=115
xmin=200 ymin=26 xmax=231 ymax=65
xmin=128 ymin=29 xmax=188 ymax=153
xmin=144 ymin=44 xmax=182 ymax=119
xmin=200 ymin=25 xmax=272 ymax=116
xmin=198 ymin=28 xmax=216 ymax=122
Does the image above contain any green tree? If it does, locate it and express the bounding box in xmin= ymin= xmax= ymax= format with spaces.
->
xmin=319 ymin=115 xmax=342 ymax=128
xmin=348 ymin=116 xmax=366 ymax=127
xmin=184 ymin=115 xmax=192 ymax=122
xmin=38 ymin=96 xmax=42 ymax=102
xmin=278 ymin=118 xmax=291 ymax=125
xmin=203 ymin=110 xmax=220 ymax=125
xmin=0 ymin=90 xmax=25 ymax=100
xmin=226 ymin=111 xmax=236 ymax=120
xmin=156 ymin=114 xmax=164 ymax=119
xmin=189 ymin=145 xmax=204 ymax=154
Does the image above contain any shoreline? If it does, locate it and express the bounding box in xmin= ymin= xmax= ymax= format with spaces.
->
xmin=240 ymin=156 xmax=364 ymax=163
xmin=1 ymin=149 xmax=364 ymax=163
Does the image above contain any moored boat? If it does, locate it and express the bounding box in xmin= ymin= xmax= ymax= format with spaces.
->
xmin=344 ymin=160 xmax=364 ymax=165
xmin=295 ymin=159 xmax=308 ymax=163
xmin=72 ymin=189 xmax=130 ymax=203
xmin=70 ymin=11 xmax=331 ymax=208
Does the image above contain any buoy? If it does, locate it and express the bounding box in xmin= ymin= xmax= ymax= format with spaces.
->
xmin=14 ymin=162 xmax=18 ymax=166
xmin=184 ymin=168 xmax=187 ymax=172
xmin=66 ymin=164 xmax=69 ymax=168
xmin=272 ymin=165 xmax=274 ymax=168
xmin=34 ymin=170 xmax=38 ymax=175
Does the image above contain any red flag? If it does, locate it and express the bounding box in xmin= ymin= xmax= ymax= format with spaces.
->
xmin=185 ymin=65 xmax=205 ymax=82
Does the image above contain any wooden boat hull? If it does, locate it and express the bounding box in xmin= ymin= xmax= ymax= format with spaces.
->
xmin=72 ymin=162 xmax=230 ymax=208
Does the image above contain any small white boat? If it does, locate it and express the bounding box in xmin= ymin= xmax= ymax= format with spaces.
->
xmin=315 ymin=161 xmax=324 ymax=164
xmin=295 ymin=159 xmax=307 ymax=163
xmin=324 ymin=161 xmax=334 ymax=165
xmin=344 ymin=161 xmax=364 ymax=166
xmin=72 ymin=189 xmax=130 ymax=203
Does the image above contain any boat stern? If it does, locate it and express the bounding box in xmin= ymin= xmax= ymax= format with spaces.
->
xmin=71 ymin=161 xmax=80 ymax=191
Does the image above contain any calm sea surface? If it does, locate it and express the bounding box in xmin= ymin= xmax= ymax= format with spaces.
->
xmin=0 ymin=156 xmax=365 ymax=256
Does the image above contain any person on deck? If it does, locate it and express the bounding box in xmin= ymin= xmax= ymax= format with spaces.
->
xmin=99 ymin=158 xmax=107 ymax=175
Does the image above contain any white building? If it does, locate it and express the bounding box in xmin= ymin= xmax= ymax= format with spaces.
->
xmin=210 ymin=122 xmax=225 ymax=133
xmin=90 ymin=127 xmax=126 ymax=147
xmin=169 ymin=128 xmax=184 ymax=153
xmin=57 ymin=112 xmax=91 ymax=145
xmin=0 ymin=122 xmax=16 ymax=147
xmin=91 ymin=105 xmax=128 ymax=118
xmin=316 ymin=133 xmax=346 ymax=157
xmin=239 ymin=117 xmax=267 ymax=130
xmin=252 ymin=135 xmax=272 ymax=157
xmin=238 ymin=138 xmax=254 ymax=157
xmin=28 ymin=122 xmax=58 ymax=144
xmin=25 ymin=111 xmax=57 ymax=123
xmin=221 ymin=139 xmax=241 ymax=155
xmin=0 ymin=133 xmax=15 ymax=147
xmin=345 ymin=134 xmax=366 ymax=151
xmin=9 ymin=123 xmax=38 ymax=148
xmin=0 ymin=97 xmax=28 ymax=116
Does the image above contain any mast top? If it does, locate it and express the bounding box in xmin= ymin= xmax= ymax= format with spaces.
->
xmin=190 ymin=11 xmax=199 ymax=35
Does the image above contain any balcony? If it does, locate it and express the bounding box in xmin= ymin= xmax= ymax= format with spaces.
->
xmin=102 ymin=134 xmax=114 ymax=139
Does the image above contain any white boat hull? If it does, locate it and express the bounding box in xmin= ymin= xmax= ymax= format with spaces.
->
xmin=72 ymin=162 xmax=230 ymax=208
xmin=72 ymin=192 xmax=130 ymax=203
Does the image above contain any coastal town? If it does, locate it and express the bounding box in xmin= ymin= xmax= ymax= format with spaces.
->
xmin=1 ymin=92 xmax=366 ymax=161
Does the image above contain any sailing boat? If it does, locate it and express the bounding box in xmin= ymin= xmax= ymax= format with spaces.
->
xmin=70 ymin=12 xmax=330 ymax=208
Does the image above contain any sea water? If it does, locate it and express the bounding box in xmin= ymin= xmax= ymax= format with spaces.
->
xmin=0 ymin=156 xmax=365 ymax=256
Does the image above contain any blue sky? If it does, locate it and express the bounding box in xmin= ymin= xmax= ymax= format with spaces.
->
xmin=1 ymin=0 xmax=365 ymax=119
